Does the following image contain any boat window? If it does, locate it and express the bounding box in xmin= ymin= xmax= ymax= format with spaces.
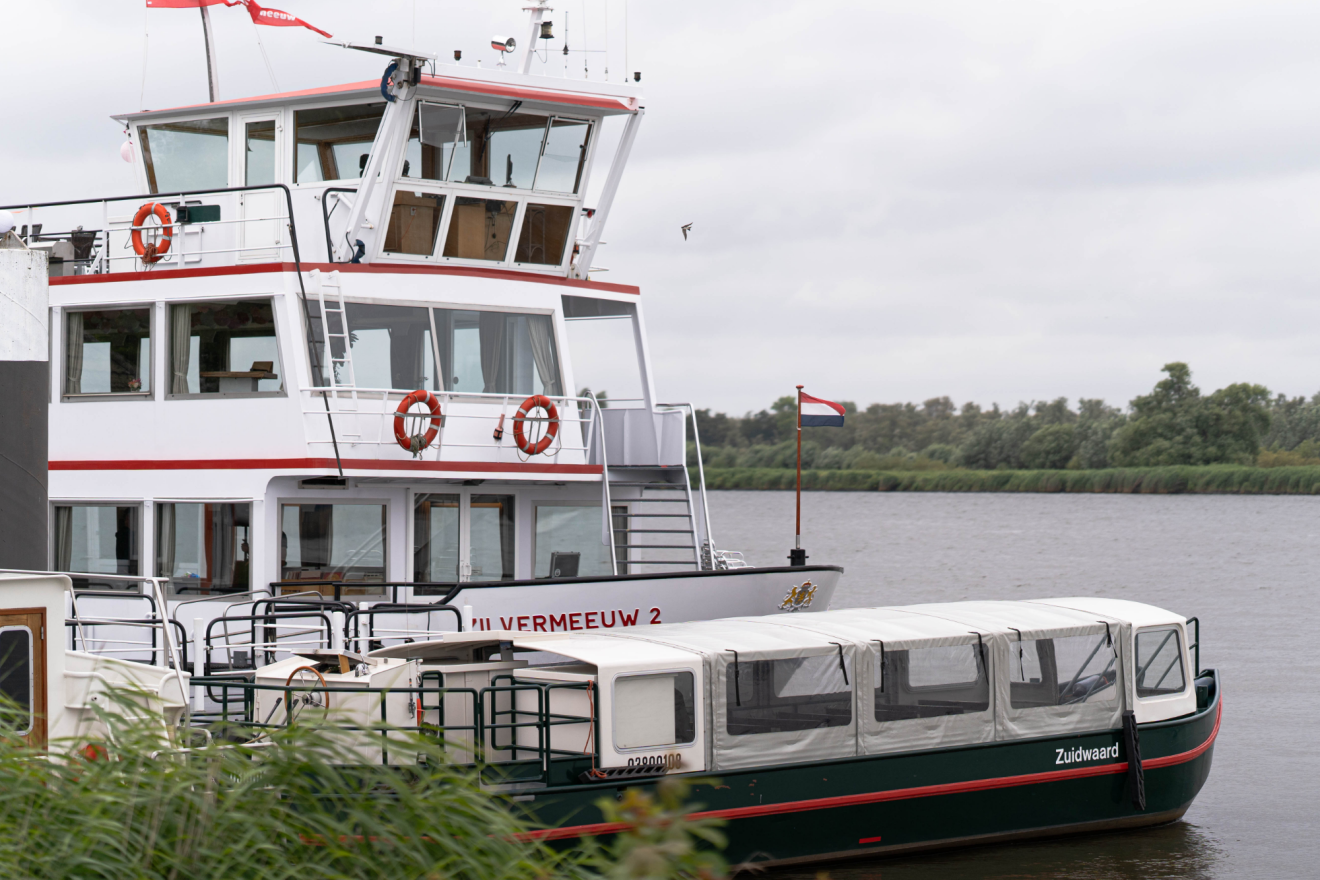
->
xmin=1135 ymin=626 xmax=1186 ymax=698
xmin=535 ymin=118 xmax=591 ymax=194
xmin=615 ymin=672 xmax=696 ymax=749
xmin=280 ymin=502 xmax=386 ymax=593
xmin=562 ymin=297 xmax=643 ymax=408
xmin=470 ymin=495 xmax=515 ymax=582
xmin=533 ymin=504 xmax=627 ymax=579
xmin=293 ymin=103 xmax=387 ymax=183
xmin=402 ymin=102 xmax=466 ymax=182
xmin=338 ymin=303 xmax=436 ymax=390
xmin=1009 ymin=632 xmax=1118 ymax=709
xmin=433 ymin=309 xmax=561 ymax=395
xmin=413 ymin=493 xmax=460 ymax=584
xmin=873 ymin=644 xmax=989 ymax=722
xmin=244 ymin=120 xmax=277 ymax=186
xmin=63 ymin=308 xmax=151 ymax=396
xmin=52 ymin=504 xmax=140 ymax=589
xmin=442 ymin=197 xmax=517 ymax=262
xmin=514 ymin=204 xmax=574 ymax=266
xmin=0 ymin=625 xmax=34 ymax=736
xmin=726 ymin=654 xmax=852 ymax=735
xmin=139 ymin=118 xmax=229 ymax=194
xmin=168 ymin=299 xmax=281 ymax=395
xmin=455 ymin=110 xmax=548 ymax=188
xmin=155 ymin=502 xmax=251 ymax=596
xmin=383 ymin=191 xmax=447 ymax=256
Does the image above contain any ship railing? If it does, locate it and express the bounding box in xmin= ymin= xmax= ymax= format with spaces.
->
xmin=0 ymin=184 xmax=310 ymax=275
xmin=189 ymin=674 xmax=598 ymax=782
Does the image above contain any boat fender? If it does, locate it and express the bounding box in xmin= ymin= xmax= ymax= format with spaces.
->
xmin=130 ymin=202 xmax=173 ymax=264
xmin=380 ymin=61 xmax=398 ymax=102
xmin=512 ymin=394 xmax=560 ymax=456
xmin=393 ymin=389 xmax=443 ymax=456
xmin=1122 ymin=710 xmax=1146 ymax=810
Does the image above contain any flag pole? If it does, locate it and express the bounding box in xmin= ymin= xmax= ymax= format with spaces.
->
xmin=199 ymin=6 xmax=220 ymax=103
xmin=791 ymin=385 xmax=806 ymax=567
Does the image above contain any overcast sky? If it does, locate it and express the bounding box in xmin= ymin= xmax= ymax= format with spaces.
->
xmin=6 ymin=1 xmax=1320 ymax=414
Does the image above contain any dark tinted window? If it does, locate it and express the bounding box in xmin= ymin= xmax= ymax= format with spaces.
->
xmin=0 ymin=627 xmax=32 ymax=734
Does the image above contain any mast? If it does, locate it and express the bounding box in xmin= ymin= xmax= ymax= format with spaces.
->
xmin=200 ymin=6 xmax=220 ymax=103
xmin=791 ymin=384 xmax=805 ymax=566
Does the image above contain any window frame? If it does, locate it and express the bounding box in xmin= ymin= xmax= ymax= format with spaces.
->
xmin=0 ymin=624 xmax=35 ymax=736
xmin=724 ymin=652 xmax=854 ymax=737
xmin=134 ymin=113 xmax=233 ymax=196
xmin=275 ymin=498 xmax=391 ymax=594
xmin=290 ymin=100 xmax=389 ymax=187
xmin=152 ymin=498 xmax=256 ymax=598
xmin=60 ymin=304 xmax=156 ymax=401
xmin=531 ymin=501 xmax=619 ymax=580
xmin=1134 ymin=625 xmax=1189 ymax=700
xmin=162 ymin=294 xmax=288 ymax=400
xmin=49 ymin=500 xmax=145 ymax=588
xmin=611 ymin=669 xmax=698 ymax=752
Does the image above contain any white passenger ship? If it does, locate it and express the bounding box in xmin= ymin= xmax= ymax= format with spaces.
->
xmin=5 ymin=23 xmax=840 ymax=662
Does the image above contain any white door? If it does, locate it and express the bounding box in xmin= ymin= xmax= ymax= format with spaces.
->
xmin=237 ymin=114 xmax=282 ymax=261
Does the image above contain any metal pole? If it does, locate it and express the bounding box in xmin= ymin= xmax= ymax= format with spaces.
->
xmin=790 ymin=385 xmax=806 ymax=567
xmin=199 ymin=7 xmax=220 ymax=103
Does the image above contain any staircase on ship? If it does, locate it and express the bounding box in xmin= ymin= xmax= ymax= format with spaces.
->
xmin=606 ymin=466 xmax=703 ymax=572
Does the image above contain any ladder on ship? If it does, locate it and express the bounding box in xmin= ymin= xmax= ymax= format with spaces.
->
xmin=606 ymin=466 xmax=703 ymax=572
xmin=313 ymin=269 xmax=358 ymax=403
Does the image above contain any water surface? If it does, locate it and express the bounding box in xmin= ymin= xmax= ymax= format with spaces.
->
xmin=708 ymin=491 xmax=1314 ymax=879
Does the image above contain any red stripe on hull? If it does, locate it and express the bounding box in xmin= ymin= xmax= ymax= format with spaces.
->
xmin=521 ymin=700 xmax=1223 ymax=842
xmin=50 ymin=457 xmax=603 ymax=475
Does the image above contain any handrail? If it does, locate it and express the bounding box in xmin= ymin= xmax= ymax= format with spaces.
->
xmin=344 ymin=603 xmax=464 ymax=653
xmin=656 ymin=401 xmax=715 ymax=563
xmin=1186 ymin=616 xmax=1201 ymax=678
xmin=320 ymin=186 xmax=359 ymax=263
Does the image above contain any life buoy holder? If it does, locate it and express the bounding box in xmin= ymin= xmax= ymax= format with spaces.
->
xmin=393 ymin=390 xmax=442 ymax=456
xmin=512 ymin=394 xmax=560 ymax=456
xmin=131 ymin=202 xmax=173 ymax=264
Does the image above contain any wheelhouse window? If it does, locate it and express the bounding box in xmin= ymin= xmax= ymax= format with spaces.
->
xmin=442 ymin=197 xmax=517 ymax=262
xmin=614 ymin=672 xmax=696 ymax=749
xmin=139 ymin=118 xmax=229 ymax=194
xmin=403 ymin=102 xmax=466 ymax=182
xmin=244 ymin=120 xmax=276 ymax=186
xmin=1009 ymin=632 xmax=1118 ymax=708
xmin=873 ymin=643 xmax=989 ymax=721
xmin=383 ymin=191 xmax=447 ymax=256
xmin=52 ymin=504 xmax=139 ymax=588
xmin=534 ymin=504 xmax=626 ymax=578
xmin=1135 ymin=626 xmax=1186 ymax=698
xmin=293 ymin=103 xmax=387 ymax=183
xmin=726 ymin=654 xmax=852 ymax=735
xmin=536 ymin=119 xmax=591 ymax=193
xmin=63 ymin=308 xmax=151 ymax=396
xmin=280 ymin=502 xmax=386 ymax=593
xmin=156 ymin=502 xmax=251 ymax=596
xmin=514 ymin=204 xmax=574 ymax=266
xmin=169 ymin=299 xmax=281 ymax=395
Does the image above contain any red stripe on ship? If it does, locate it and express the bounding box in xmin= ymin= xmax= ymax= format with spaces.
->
xmin=50 ymin=458 xmax=602 ymax=474
xmin=519 ymin=700 xmax=1222 ymax=842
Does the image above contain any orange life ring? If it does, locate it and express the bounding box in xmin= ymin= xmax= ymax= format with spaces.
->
xmin=512 ymin=394 xmax=559 ymax=456
xmin=131 ymin=202 xmax=173 ymax=264
xmin=393 ymin=389 xmax=442 ymax=455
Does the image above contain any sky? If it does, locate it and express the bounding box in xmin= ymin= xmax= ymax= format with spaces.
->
xmin=5 ymin=1 xmax=1320 ymax=415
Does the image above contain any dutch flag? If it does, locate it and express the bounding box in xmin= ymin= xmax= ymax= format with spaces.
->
xmin=800 ymin=392 xmax=846 ymax=427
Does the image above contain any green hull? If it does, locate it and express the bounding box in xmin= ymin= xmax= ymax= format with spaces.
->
xmin=521 ymin=671 xmax=1220 ymax=867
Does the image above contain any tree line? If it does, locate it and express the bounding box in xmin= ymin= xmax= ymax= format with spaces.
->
xmin=691 ymin=362 xmax=1320 ymax=471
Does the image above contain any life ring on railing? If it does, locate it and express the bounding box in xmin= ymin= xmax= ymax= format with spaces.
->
xmin=131 ymin=202 xmax=173 ymax=264
xmin=512 ymin=394 xmax=559 ymax=456
xmin=393 ymin=389 xmax=442 ymax=456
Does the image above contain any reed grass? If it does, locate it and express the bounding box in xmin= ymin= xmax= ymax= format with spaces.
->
xmin=701 ymin=465 xmax=1320 ymax=494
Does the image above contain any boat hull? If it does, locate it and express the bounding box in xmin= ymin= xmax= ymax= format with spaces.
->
xmin=522 ymin=670 xmax=1220 ymax=867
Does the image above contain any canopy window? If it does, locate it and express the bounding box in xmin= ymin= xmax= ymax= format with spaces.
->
xmin=338 ymin=303 xmax=436 ymax=390
xmin=279 ymin=502 xmax=386 ymax=595
xmin=155 ymin=502 xmax=251 ymax=597
xmin=436 ymin=308 xmax=561 ymax=396
xmin=169 ymin=299 xmax=281 ymax=395
xmin=1009 ymin=632 xmax=1118 ymax=709
xmin=1135 ymin=626 xmax=1186 ymax=698
xmin=52 ymin=504 xmax=139 ymax=590
xmin=726 ymin=653 xmax=852 ymax=735
xmin=293 ymin=103 xmax=387 ymax=183
xmin=139 ymin=117 xmax=229 ymax=194
xmin=514 ymin=204 xmax=574 ymax=266
xmin=874 ymin=643 xmax=989 ymax=722
xmin=443 ymin=197 xmax=517 ymax=262
xmin=413 ymin=493 xmax=460 ymax=584
xmin=614 ymin=672 xmax=696 ymax=750
xmin=63 ymin=308 xmax=151 ymax=396
xmin=383 ymin=191 xmax=447 ymax=256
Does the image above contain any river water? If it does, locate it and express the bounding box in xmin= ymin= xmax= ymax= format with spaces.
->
xmin=708 ymin=490 xmax=1314 ymax=879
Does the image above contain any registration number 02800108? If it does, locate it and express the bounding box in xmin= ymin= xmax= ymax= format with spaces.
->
xmin=626 ymin=753 xmax=683 ymax=770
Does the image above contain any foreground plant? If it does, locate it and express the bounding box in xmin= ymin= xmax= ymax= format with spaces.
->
xmin=584 ymin=778 xmax=728 ymax=880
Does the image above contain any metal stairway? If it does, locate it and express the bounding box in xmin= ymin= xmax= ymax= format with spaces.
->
xmin=606 ymin=466 xmax=703 ymax=572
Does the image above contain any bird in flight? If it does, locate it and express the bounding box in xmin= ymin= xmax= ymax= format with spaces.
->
xmin=681 ymin=223 xmax=692 ymax=240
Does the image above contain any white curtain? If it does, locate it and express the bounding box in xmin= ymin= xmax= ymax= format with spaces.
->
xmin=170 ymin=304 xmax=191 ymax=394
xmin=527 ymin=315 xmax=561 ymax=396
xmin=478 ymin=311 xmax=505 ymax=393
xmin=155 ymin=503 xmax=175 ymax=581
xmin=54 ymin=507 xmax=73 ymax=571
xmin=64 ymin=312 xmax=83 ymax=394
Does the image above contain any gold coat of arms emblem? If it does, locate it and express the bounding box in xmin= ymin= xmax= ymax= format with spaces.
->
xmin=778 ymin=580 xmax=818 ymax=612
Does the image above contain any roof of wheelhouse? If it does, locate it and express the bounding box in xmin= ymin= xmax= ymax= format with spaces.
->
xmin=113 ymin=66 xmax=642 ymax=125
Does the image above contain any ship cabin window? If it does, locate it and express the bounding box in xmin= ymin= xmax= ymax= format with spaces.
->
xmin=280 ymin=502 xmax=387 ymax=595
xmin=413 ymin=493 xmax=459 ymax=583
xmin=52 ymin=503 xmax=140 ymax=589
xmin=726 ymin=653 xmax=852 ymax=735
xmin=156 ymin=502 xmax=251 ymax=596
xmin=244 ymin=120 xmax=277 ymax=186
xmin=0 ymin=625 xmax=34 ymax=735
xmin=614 ymin=672 xmax=696 ymax=749
xmin=1135 ymin=626 xmax=1186 ymax=698
xmin=169 ymin=299 xmax=282 ymax=395
xmin=63 ymin=308 xmax=152 ymax=396
xmin=533 ymin=504 xmax=627 ymax=579
xmin=293 ymin=103 xmax=387 ymax=183
xmin=514 ymin=204 xmax=575 ymax=266
xmin=1008 ymin=631 xmax=1118 ymax=709
xmin=873 ymin=643 xmax=990 ymax=721
xmin=139 ymin=117 xmax=229 ymax=194
xmin=337 ymin=304 xmax=437 ymax=390
xmin=383 ymin=191 xmax=447 ymax=256
xmin=442 ymin=198 xmax=518 ymax=262
xmin=412 ymin=493 xmax=515 ymax=587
